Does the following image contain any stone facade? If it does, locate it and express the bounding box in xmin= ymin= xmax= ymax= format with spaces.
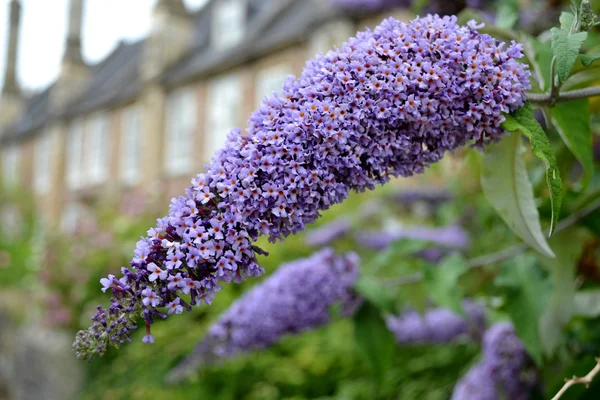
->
xmin=0 ymin=0 xmax=408 ymax=230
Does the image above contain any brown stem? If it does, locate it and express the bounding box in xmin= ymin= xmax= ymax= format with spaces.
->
xmin=527 ymin=86 xmax=600 ymax=105
xmin=551 ymin=358 xmax=600 ymax=400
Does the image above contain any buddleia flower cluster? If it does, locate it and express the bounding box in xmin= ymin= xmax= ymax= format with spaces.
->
xmin=386 ymin=300 xmax=486 ymax=344
xmin=451 ymin=323 xmax=537 ymax=400
xmin=74 ymin=14 xmax=530 ymax=361
xmin=166 ymin=249 xmax=360 ymax=382
xmin=355 ymin=224 xmax=470 ymax=250
xmin=305 ymin=217 xmax=353 ymax=247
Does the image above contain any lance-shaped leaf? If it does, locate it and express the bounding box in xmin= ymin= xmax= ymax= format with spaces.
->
xmin=481 ymin=133 xmax=555 ymax=257
xmin=353 ymin=301 xmax=397 ymax=386
xmin=495 ymin=254 xmax=550 ymax=365
xmin=501 ymin=103 xmax=563 ymax=236
xmin=559 ymin=11 xmax=575 ymax=31
xmin=551 ymin=28 xmax=588 ymax=82
xmin=551 ymin=99 xmax=593 ymax=188
xmin=580 ymin=54 xmax=600 ymax=67
xmin=539 ymin=228 xmax=583 ymax=357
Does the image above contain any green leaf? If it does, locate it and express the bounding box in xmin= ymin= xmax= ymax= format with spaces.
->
xmin=573 ymin=289 xmax=600 ymax=318
xmin=502 ymin=102 xmax=563 ymax=235
xmin=399 ymin=281 xmax=428 ymax=314
xmin=354 ymin=276 xmax=397 ymax=315
xmin=551 ymin=28 xmax=588 ymax=82
xmin=538 ymin=229 xmax=582 ymax=356
xmin=496 ymin=254 xmax=550 ymax=365
xmin=530 ymin=37 xmax=554 ymax=91
xmin=353 ymin=301 xmax=397 ymax=386
xmin=369 ymin=238 xmax=429 ymax=271
xmin=559 ymin=11 xmax=576 ymax=31
xmin=562 ymin=66 xmax=600 ymax=91
xmin=482 ymin=133 xmax=554 ymax=257
xmin=423 ymin=254 xmax=467 ymax=316
xmin=551 ymin=99 xmax=593 ymax=188
xmin=580 ymin=53 xmax=600 ymax=66
xmin=496 ymin=0 xmax=519 ymax=29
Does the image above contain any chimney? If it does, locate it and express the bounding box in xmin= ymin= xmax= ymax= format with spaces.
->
xmin=141 ymin=0 xmax=192 ymax=81
xmin=155 ymin=0 xmax=188 ymax=16
xmin=0 ymin=0 xmax=23 ymax=129
xmin=63 ymin=0 xmax=85 ymax=66
xmin=2 ymin=0 xmax=22 ymax=96
xmin=53 ymin=0 xmax=89 ymax=111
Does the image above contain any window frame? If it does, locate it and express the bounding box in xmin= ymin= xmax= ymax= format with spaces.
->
xmin=255 ymin=63 xmax=292 ymax=106
xmin=206 ymin=73 xmax=242 ymax=161
xmin=164 ymin=87 xmax=197 ymax=176
xmin=33 ymin=129 xmax=53 ymax=194
xmin=1 ymin=144 xmax=20 ymax=187
xmin=212 ymin=0 xmax=245 ymax=49
xmin=87 ymin=113 xmax=110 ymax=185
xmin=121 ymin=105 xmax=142 ymax=186
xmin=67 ymin=119 xmax=85 ymax=190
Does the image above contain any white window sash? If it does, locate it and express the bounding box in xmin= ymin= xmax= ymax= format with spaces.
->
xmin=255 ymin=64 xmax=291 ymax=106
xmin=207 ymin=74 xmax=241 ymax=160
xmin=33 ymin=131 xmax=52 ymax=194
xmin=165 ymin=88 xmax=196 ymax=176
xmin=1 ymin=146 xmax=20 ymax=186
xmin=213 ymin=0 xmax=245 ymax=49
xmin=121 ymin=105 xmax=142 ymax=185
xmin=67 ymin=120 xmax=84 ymax=189
xmin=88 ymin=114 xmax=109 ymax=184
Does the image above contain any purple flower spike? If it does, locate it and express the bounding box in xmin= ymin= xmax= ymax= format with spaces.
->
xmin=355 ymin=224 xmax=471 ymax=250
xmin=305 ymin=217 xmax=352 ymax=247
xmin=386 ymin=300 xmax=486 ymax=344
xmin=74 ymin=15 xmax=529 ymax=361
xmin=166 ymin=249 xmax=360 ymax=382
xmin=451 ymin=323 xmax=537 ymax=400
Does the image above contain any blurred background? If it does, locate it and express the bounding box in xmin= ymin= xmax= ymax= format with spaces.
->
xmin=0 ymin=0 xmax=599 ymax=399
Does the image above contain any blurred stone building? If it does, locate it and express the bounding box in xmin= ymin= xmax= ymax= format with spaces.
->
xmin=0 ymin=0 xmax=407 ymax=231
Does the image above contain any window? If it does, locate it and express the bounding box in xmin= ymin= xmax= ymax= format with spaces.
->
xmin=255 ymin=64 xmax=291 ymax=106
xmin=88 ymin=114 xmax=109 ymax=184
xmin=1 ymin=145 xmax=20 ymax=186
xmin=207 ymin=74 xmax=241 ymax=160
xmin=213 ymin=0 xmax=245 ymax=49
xmin=165 ymin=88 xmax=196 ymax=176
xmin=0 ymin=205 xmax=22 ymax=240
xmin=67 ymin=120 xmax=84 ymax=189
xmin=33 ymin=130 xmax=53 ymax=194
xmin=310 ymin=21 xmax=354 ymax=56
xmin=121 ymin=105 xmax=142 ymax=185
xmin=61 ymin=202 xmax=84 ymax=235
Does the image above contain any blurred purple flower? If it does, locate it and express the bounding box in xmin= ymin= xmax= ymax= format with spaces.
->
xmin=451 ymin=323 xmax=537 ymax=400
xmin=391 ymin=188 xmax=453 ymax=208
xmin=386 ymin=300 xmax=486 ymax=344
xmin=167 ymin=249 xmax=360 ymax=382
xmin=305 ymin=217 xmax=352 ymax=247
xmin=355 ymin=224 xmax=470 ymax=250
xmin=74 ymin=15 xmax=529 ymax=361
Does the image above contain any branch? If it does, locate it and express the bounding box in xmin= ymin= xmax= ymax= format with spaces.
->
xmin=527 ymin=86 xmax=600 ymax=105
xmin=551 ymin=358 xmax=600 ymax=400
xmin=383 ymin=198 xmax=600 ymax=287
